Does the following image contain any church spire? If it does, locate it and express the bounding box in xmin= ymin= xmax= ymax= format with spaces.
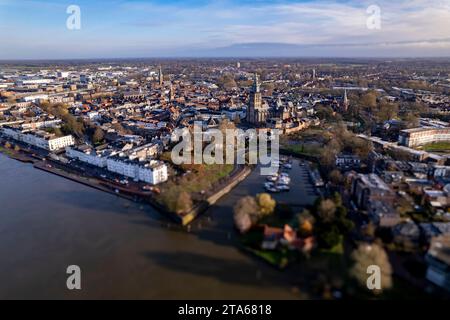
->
xmin=343 ymin=89 xmax=349 ymax=111
xmin=252 ymin=73 xmax=260 ymax=93
xmin=169 ymin=82 xmax=174 ymax=102
xmin=159 ymin=66 xmax=163 ymax=86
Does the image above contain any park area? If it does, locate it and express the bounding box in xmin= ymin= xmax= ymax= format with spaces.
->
xmin=155 ymin=162 xmax=234 ymax=215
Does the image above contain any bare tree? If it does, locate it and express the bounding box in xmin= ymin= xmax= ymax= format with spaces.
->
xmin=175 ymin=192 xmax=193 ymax=214
xmin=350 ymin=243 xmax=393 ymax=294
xmin=317 ymin=199 xmax=336 ymax=223
xmin=233 ymin=196 xmax=259 ymax=233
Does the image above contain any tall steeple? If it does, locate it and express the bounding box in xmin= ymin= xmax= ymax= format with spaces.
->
xmin=343 ymin=89 xmax=349 ymax=111
xmin=252 ymin=73 xmax=260 ymax=93
xmin=159 ymin=66 xmax=163 ymax=86
xmin=169 ymin=82 xmax=175 ymax=102
xmin=246 ymin=73 xmax=265 ymax=125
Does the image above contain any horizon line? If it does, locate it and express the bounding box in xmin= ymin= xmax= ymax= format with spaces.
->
xmin=1 ymin=56 xmax=450 ymax=63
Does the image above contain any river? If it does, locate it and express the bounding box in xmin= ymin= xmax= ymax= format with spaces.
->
xmin=0 ymin=153 xmax=316 ymax=299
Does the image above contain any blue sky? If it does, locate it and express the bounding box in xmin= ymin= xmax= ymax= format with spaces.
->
xmin=1 ymin=0 xmax=450 ymax=59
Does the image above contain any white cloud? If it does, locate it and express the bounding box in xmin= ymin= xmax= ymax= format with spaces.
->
xmin=1 ymin=0 xmax=450 ymax=58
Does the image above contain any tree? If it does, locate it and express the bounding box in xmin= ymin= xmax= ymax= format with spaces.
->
xmin=92 ymin=127 xmax=105 ymax=144
xmin=233 ymin=196 xmax=259 ymax=233
xmin=402 ymin=113 xmax=419 ymax=129
xmin=329 ymin=169 xmax=343 ymax=185
xmin=360 ymin=91 xmax=378 ymax=110
xmin=316 ymin=105 xmax=335 ymax=122
xmin=175 ymin=191 xmax=193 ymax=214
xmin=256 ymin=193 xmax=276 ymax=216
xmin=318 ymin=224 xmax=341 ymax=248
xmin=362 ymin=221 xmax=376 ymax=239
xmin=53 ymin=127 xmax=63 ymax=137
xmin=262 ymin=82 xmax=275 ymax=96
xmin=350 ymin=243 xmax=393 ymax=294
xmin=375 ymin=101 xmax=399 ymax=122
xmin=317 ymin=199 xmax=336 ymax=223
xmin=61 ymin=115 xmax=85 ymax=138
xmin=298 ymin=209 xmax=315 ymax=237
xmin=217 ymin=73 xmax=237 ymax=90
xmin=332 ymin=192 xmax=343 ymax=208
xmin=320 ymin=147 xmax=338 ymax=168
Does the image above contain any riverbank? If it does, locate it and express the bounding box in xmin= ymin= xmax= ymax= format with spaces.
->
xmin=33 ymin=161 xmax=137 ymax=201
xmin=0 ymin=145 xmax=35 ymax=163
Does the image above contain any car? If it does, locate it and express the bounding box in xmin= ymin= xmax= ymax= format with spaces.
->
xmin=276 ymin=184 xmax=290 ymax=192
xmin=283 ymin=163 xmax=292 ymax=169
xmin=266 ymin=187 xmax=280 ymax=193
xmin=267 ymin=175 xmax=278 ymax=182
xmin=264 ymin=182 xmax=274 ymax=189
xmin=278 ymin=176 xmax=291 ymax=185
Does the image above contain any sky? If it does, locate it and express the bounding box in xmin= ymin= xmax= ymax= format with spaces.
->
xmin=0 ymin=0 xmax=450 ymax=59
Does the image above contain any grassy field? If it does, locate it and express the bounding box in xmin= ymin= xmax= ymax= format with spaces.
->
xmin=421 ymin=141 xmax=450 ymax=153
xmin=242 ymin=247 xmax=299 ymax=269
xmin=278 ymin=127 xmax=328 ymax=158
xmin=280 ymin=142 xmax=322 ymax=157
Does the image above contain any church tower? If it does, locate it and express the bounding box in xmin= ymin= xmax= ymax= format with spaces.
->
xmin=159 ymin=66 xmax=164 ymax=86
xmin=169 ymin=82 xmax=175 ymax=102
xmin=246 ymin=73 xmax=268 ymax=125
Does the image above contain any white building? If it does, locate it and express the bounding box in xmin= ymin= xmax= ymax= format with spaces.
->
xmin=106 ymin=157 xmax=168 ymax=185
xmin=16 ymin=79 xmax=54 ymax=85
xmin=86 ymin=111 xmax=101 ymax=121
xmin=66 ymin=141 xmax=168 ymax=185
xmin=399 ymin=127 xmax=450 ymax=148
xmin=47 ymin=136 xmax=75 ymax=151
xmin=23 ymin=94 xmax=49 ymax=103
xmin=138 ymin=162 xmax=168 ymax=185
xmin=57 ymin=71 xmax=70 ymax=78
xmin=21 ymin=119 xmax=62 ymax=130
xmin=1 ymin=127 xmax=75 ymax=151
xmin=65 ymin=146 xmax=108 ymax=168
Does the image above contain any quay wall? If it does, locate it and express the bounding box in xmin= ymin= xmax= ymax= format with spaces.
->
xmin=180 ymin=166 xmax=253 ymax=225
